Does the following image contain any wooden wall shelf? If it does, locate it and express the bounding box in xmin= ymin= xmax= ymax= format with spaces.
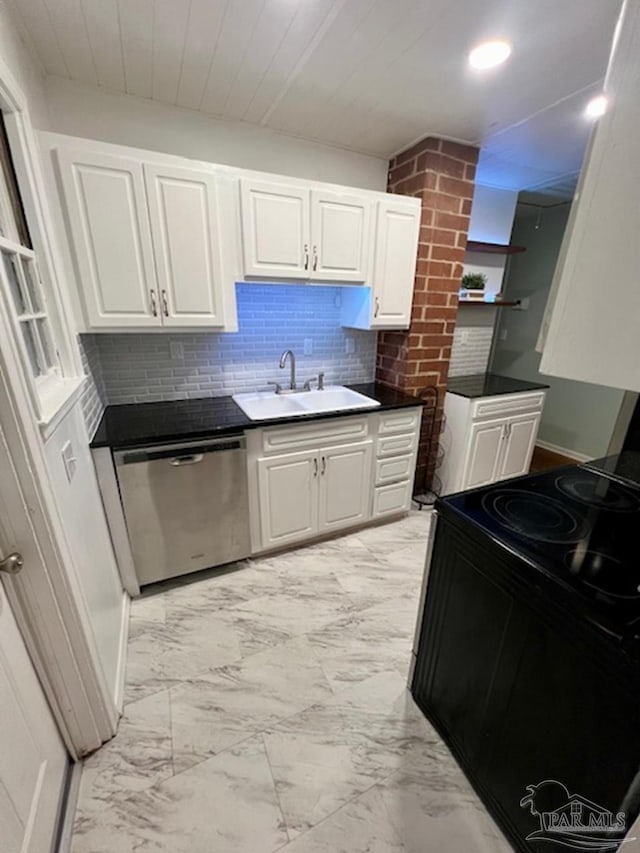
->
xmin=466 ymin=241 xmax=526 ymax=255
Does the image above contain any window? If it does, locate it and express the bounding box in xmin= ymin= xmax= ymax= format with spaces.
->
xmin=0 ymin=112 xmax=62 ymax=399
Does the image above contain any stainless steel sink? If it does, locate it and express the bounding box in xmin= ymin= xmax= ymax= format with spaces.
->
xmin=232 ymin=385 xmax=380 ymax=421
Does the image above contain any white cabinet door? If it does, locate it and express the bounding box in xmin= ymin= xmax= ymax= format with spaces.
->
xmin=462 ymin=419 xmax=505 ymax=490
xmin=498 ymin=413 xmax=540 ymax=481
xmin=318 ymin=440 xmax=373 ymax=533
xmin=310 ymin=190 xmax=371 ymax=282
xmin=0 ymin=584 xmax=68 ymax=853
xmin=371 ymin=199 xmax=420 ymax=327
xmin=55 ymin=148 xmax=160 ymax=328
xmin=144 ymin=164 xmax=224 ymax=328
xmin=240 ymin=180 xmax=310 ymax=278
xmin=257 ymin=450 xmax=318 ymax=548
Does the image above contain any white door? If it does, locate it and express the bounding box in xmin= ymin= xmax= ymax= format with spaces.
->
xmin=55 ymin=148 xmax=160 ymax=328
xmin=371 ymin=199 xmax=421 ymax=328
xmin=498 ymin=413 xmax=540 ymax=481
xmin=257 ymin=450 xmax=318 ymax=548
xmin=318 ymin=440 xmax=373 ymax=533
xmin=145 ymin=164 xmax=224 ymax=328
xmin=462 ymin=420 xmax=506 ymax=490
xmin=240 ymin=180 xmax=310 ymax=279
xmin=310 ymin=190 xmax=371 ymax=282
xmin=0 ymin=488 xmax=69 ymax=853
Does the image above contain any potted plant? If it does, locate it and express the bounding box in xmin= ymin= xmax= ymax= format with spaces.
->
xmin=461 ymin=272 xmax=487 ymax=301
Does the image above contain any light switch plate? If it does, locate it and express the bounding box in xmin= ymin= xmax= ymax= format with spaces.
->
xmin=170 ymin=341 xmax=184 ymax=360
xmin=345 ymin=337 xmax=355 ymax=355
xmin=61 ymin=440 xmax=77 ymax=483
xmin=304 ymin=338 xmax=313 ymax=355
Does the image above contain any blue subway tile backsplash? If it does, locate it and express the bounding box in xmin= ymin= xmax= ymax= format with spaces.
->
xmin=81 ymin=284 xmax=377 ymax=409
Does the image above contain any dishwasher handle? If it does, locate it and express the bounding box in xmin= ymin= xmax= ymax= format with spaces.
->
xmin=170 ymin=453 xmax=204 ymax=467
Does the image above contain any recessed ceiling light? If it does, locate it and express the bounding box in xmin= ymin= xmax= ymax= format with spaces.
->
xmin=585 ymin=95 xmax=608 ymax=119
xmin=468 ymin=40 xmax=512 ymax=71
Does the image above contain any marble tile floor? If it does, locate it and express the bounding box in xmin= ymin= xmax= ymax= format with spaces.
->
xmin=71 ymin=511 xmax=511 ymax=853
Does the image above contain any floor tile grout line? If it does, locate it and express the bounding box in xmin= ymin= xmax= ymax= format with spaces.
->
xmin=260 ymin=732 xmax=293 ymax=846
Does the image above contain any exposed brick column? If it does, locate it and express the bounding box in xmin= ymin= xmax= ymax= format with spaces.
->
xmin=376 ymin=137 xmax=479 ymax=491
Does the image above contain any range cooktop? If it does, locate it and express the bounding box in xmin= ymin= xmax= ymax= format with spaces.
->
xmin=441 ymin=466 xmax=640 ymax=641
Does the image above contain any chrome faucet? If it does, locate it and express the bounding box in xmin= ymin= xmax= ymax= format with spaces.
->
xmin=279 ymin=349 xmax=296 ymax=391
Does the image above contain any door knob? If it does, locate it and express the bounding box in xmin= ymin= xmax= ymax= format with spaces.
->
xmin=0 ymin=552 xmax=23 ymax=575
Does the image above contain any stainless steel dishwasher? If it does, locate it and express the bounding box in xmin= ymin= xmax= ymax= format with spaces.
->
xmin=114 ymin=435 xmax=251 ymax=586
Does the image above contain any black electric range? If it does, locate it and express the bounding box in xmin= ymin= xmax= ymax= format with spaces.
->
xmin=440 ymin=465 xmax=640 ymax=646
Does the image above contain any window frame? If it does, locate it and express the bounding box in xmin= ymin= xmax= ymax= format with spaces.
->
xmin=0 ymin=80 xmax=84 ymax=428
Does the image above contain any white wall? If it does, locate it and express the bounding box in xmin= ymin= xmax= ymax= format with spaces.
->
xmin=0 ymin=6 xmax=125 ymax=702
xmin=492 ymin=205 xmax=624 ymax=459
xmin=44 ymin=406 xmax=124 ymax=700
xmin=44 ymin=76 xmax=388 ymax=189
xmin=0 ymin=1 xmax=49 ymax=127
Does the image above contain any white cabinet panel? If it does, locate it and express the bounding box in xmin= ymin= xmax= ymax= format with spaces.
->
xmin=373 ymin=480 xmax=413 ymax=517
xmin=145 ymin=164 xmax=224 ymax=327
xmin=240 ymin=180 xmax=310 ymax=278
xmin=318 ymin=440 xmax=372 ymax=533
xmin=56 ymin=148 xmax=159 ymax=327
xmin=371 ymin=199 xmax=420 ymax=327
xmin=310 ymin=190 xmax=370 ymax=282
xmin=498 ymin=413 xmax=540 ymax=481
xmin=462 ymin=420 xmax=505 ymax=490
xmin=257 ymin=450 xmax=318 ymax=548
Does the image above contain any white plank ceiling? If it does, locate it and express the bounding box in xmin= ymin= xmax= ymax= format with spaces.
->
xmin=10 ymin=0 xmax=622 ymax=188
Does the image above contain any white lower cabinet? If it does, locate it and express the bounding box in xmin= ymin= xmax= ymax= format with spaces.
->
xmin=257 ymin=450 xmax=318 ymax=549
xmin=248 ymin=408 xmax=422 ymax=553
xmin=440 ymin=391 xmax=546 ymax=495
xmin=318 ymin=441 xmax=373 ymax=533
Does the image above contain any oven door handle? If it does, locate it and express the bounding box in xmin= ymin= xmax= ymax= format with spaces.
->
xmin=169 ymin=454 xmax=204 ymax=467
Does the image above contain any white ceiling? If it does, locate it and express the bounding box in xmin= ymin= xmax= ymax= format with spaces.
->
xmin=10 ymin=0 xmax=622 ymax=189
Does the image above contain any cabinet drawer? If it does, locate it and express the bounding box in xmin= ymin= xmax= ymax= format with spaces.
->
xmin=378 ymin=407 xmax=421 ymax=435
xmin=373 ymin=481 xmax=412 ymax=517
xmin=261 ymin=416 xmax=368 ymax=454
xmin=377 ymin=431 xmax=418 ymax=458
xmin=471 ymin=392 xmax=545 ymax=421
xmin=375 ymin=454 xmax=414 ymax=486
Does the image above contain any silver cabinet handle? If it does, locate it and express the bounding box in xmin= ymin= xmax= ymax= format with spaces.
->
xmin=313 ymin=457 xmax=318 ymax=477
xmin=312 ymin=245 xmax=318 ymax=272
xmin=150 ymin=289 xmax=158 ymax=317
xmin=304 ymin=244 xmax=309 ymax=271
xmin=161 ymin=289 xmax=169 ymax=317
xmin=321 ymin=455 xmax=326 ymax=475
xmin=374 ymin=297 xmax=380 ymax=318
xmin=0 ymin=552 xmax=23 ymax=575
xmin=170 ymin=454 xmax=204 ymax=466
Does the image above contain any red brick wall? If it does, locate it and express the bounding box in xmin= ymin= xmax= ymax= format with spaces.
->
xmin=376 ymin=137 xmax=479 ymax=491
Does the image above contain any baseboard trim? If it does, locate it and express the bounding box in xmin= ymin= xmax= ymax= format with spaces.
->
xmin=113 ymin=591 xmax=130 ymax=714
xmin=535 ymin=440 xmax=591 ymax=464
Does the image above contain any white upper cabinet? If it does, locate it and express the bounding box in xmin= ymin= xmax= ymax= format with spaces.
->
xmin=340 ymin=196 xmax=421 ymax=330
xmin=371 ymin=198 xmax=421 ymax=327
xmin=240 ymin=180 xmax=311 ymax=278
xmin=539 ymin=0 xmax=640 ymax=392
xmin=310 ymin=190 xmax=371 ymax=282
xmin=144 ymin=164 xmax=224 ymax=327
xmin=55 ymin=148 xmax=160 ymax=327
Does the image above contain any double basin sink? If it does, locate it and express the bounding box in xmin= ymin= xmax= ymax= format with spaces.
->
xmin=232 ymin=385 xmax=380 ymax=421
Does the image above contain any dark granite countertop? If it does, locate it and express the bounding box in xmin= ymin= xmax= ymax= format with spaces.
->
xmin=90 ymin=382 xmax=426 ymax=450
xmin=446 ymin=372 xmax=549 ymax=399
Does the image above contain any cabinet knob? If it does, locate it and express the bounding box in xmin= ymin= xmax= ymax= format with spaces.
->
xmin=0 ymin=552 xmax=23 ymax=575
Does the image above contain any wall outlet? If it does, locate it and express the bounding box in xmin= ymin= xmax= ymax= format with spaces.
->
xmin=170 ymin=341 xmax=184 ymax=360
xmin=304 ymin=338 xmax=313 ymax=355
xmin=61 ymin=440 xmax=77 ymax=483
xmin=345 ymin=336 xmax=355 ymax=355
xmin=459 ymin=330 xmax=470 ymax=345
